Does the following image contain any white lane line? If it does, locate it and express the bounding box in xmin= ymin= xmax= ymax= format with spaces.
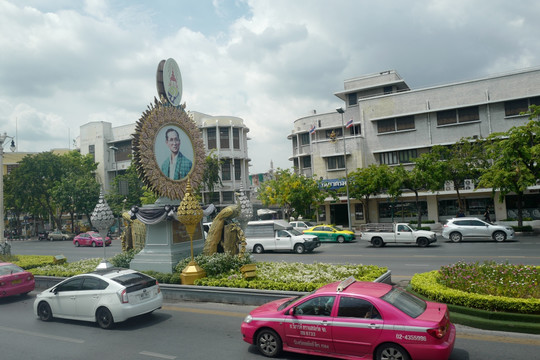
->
xmin=0 ymin=325 xmax=85 ymax=343
xmin=139 ymin=351 xmax=177 ymax=359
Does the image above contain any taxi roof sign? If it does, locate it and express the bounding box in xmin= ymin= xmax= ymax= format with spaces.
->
xmin=337 ymin=276 xmax=356 ymax=292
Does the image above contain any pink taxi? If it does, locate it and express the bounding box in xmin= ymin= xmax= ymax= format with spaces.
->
xmin=0 ymin=262 xmax=35 ymax=298
xmin=241 ymin=277 xmax=455 ymax=360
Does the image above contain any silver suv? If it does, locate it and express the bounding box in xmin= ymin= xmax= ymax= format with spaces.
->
xmin=442 ymin=217 xmax=515 ymax=242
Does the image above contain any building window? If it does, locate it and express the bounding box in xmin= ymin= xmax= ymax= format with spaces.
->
xmin=293 ymin=158 xmax=299 ymax=169
xmin=318 ymin=205 xmax=326 ymax=222
xmin=355 ymin=203 xmax=364 ymax=220
xmin=221 ymin=159 xmax=231 ymax=180
xmin=234 ymin=159 xmax=241 ymax=180
xmin=302 ymin=156 xmax=311 ymax=169
xmin=379 ymin=149 xmax=417 ymax=165
xmin=383 ymin=86 xmax=393 ymax=94
xmin=504 ymin=97 xmax=540 ymax=117
xmin=114 ymin=140 xmax=132 ymax=161
xmin=378 ymin=119 xmax=395 ymax=133
xmin=437 ymin=106 xmax=479 ymax=125
xmin=437 ymin=109 xmax=457 ymax=126
xmin=233 ymin=128 xmax=240 ymax=149
xmin=219 ymin=127 xmax=230 ymax=149
xmin=349 ymin=124 xmax=361 ymax=136
xmin=327 ymin=155 xmax=345 ymax=170
xmin=458 ymin=106 xmax=479 ymax=122
xmin=222 ymin=191 xmax=234 ymax=203
xmin=396 ymin=116 xmax=415 ymax=130
xmin=300 ymin=133 xmax=310 ymax=145
xmin=292 ymin=136 xmax=298 ymax=149
xmin=348 ymin=93 xmax=357 ymax=106
xmin=207 ymin=128 xmax=216 ymax=149
xmin=89 ymin=144 xmax=95 ymax=161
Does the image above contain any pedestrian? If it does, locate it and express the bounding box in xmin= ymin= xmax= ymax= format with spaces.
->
xmin=457 ymin=209 xmax=465 ymax=217
xmin=483 ymin=207 xmax=491 ymax=223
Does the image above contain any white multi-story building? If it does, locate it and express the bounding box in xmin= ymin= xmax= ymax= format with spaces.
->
xmin=290 ymin=68 xmax=540 ymax=227
xmin=77 ymin=111 xmax=251 ymax=213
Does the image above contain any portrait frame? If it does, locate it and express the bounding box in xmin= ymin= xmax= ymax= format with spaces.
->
xmin=132 ymin=99 xmax=205 ymax=200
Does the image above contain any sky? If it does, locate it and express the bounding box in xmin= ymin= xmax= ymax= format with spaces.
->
xmin=1 ymin=0 xmax=540 ymax=173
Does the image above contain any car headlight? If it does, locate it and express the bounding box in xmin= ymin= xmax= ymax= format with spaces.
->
xmin=243 ymin=314 xmax=253 ymax=323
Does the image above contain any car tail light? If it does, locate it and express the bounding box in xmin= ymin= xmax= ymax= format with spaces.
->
xmin=427 ymin=324 xmax=447 ymax=339
xmin=156 ymin=281 xmax=161 ymax=293
xmin=27 ymin=274 xmax=34 ymax=281
xmin=0 ymin=281 xmax=5 ymax=287
xmin=117 ymin=289 xmax=129 ymax=303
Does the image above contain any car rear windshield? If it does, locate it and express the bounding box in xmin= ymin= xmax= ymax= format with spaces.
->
xmin=111 ymin=272 xmax=157 ymax=293
xmin=381 ymin=287 xmax=426 ymax=318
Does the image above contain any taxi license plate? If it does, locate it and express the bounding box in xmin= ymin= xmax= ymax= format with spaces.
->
xmin=140 ymin=291 xmax=150 ymax=300
xmin=12 ymin=279 xmax=22 ymax=285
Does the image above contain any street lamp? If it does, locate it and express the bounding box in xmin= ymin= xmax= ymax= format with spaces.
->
xmin=0 ymin=133 xmax=15 ymax=255
xmin=336 ymin=108 xmax=352 ymax=231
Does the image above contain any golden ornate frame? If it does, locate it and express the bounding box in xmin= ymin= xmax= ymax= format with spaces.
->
xmin=132 ymin=98 xmax=205 ymax=200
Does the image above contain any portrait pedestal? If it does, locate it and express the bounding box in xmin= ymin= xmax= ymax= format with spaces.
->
xmin=129 ymin=199 xmax=204 ymax=274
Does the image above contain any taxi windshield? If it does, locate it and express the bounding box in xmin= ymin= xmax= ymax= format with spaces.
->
xmin=278 ymin=291 xmax=315 ymax=311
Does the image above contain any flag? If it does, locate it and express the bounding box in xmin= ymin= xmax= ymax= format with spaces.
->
xmin=345 ymin=119 xmax=354 ymax=128
xmin=309 ymin=125 xmax=316 ymax=134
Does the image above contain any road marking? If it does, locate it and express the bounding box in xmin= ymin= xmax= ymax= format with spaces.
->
xmin=140 ymin=351 xmax=177 ymax=359
xmin=162 ymin=305 xmax=246 ymax=318
xmin=457 ymin=333 xmax=540 ymax=346
xmin=0 ymin=325 xmax=85 ymax=343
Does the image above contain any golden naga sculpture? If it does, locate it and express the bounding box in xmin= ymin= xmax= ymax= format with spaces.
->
xmin=203 ymin=190 xmax=251 ymax=256
xmin=120 ymin=212 xmax=146 ymax=252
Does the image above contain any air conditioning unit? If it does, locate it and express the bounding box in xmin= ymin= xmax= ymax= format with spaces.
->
xmin=464 ymin=179 xmax=475 ymax=190
xmin=444 ymin=181 xmax=453 ymax=191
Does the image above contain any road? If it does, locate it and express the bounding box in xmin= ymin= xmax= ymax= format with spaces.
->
xmin=1 ymin=293 xmax=539 ymax=360
xmin=9 ymin=235 xmax=540 ymax=282
xmin=3 ymin=235 xmax=540 ymax=359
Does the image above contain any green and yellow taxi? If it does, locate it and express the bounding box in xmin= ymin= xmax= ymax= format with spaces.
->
xmin=302 ymin=225 xmax=355 ymax=243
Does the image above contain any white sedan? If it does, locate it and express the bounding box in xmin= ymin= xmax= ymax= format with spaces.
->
xmin=34 ymin=268 xmax=163 ymax=329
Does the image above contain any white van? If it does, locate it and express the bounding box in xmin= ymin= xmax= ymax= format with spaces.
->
xmin=244 ymin=220 xmax=320 ymax=254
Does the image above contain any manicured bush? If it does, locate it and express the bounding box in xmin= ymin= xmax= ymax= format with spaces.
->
xmin=411 ymin=270 xmax=540 ymax=314
xmin=512 ymin=225 xmax=533 ymax=232
xmin=1 ymin=255 xmax=56 ymax=269
xmin=109 ymin=249 xmax=140 ymax=268
xmin=175 ymin=252 xmax=253 ymax=277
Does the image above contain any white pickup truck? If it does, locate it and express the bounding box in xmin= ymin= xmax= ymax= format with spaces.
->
xmin=244 ymin=220 xmax=321 ymax=254
xmin=360 ymin=223 xmax=437 ymax=248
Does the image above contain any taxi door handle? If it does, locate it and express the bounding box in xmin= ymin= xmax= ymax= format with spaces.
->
xmin=369 ymin=323 xmax=381 ymax=329
xmin=320 ymin=320 xmax=329 ymax=326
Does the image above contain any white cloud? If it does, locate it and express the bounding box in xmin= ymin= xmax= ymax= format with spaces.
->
xmin=2 ymin=0 xmax=540 ymax=172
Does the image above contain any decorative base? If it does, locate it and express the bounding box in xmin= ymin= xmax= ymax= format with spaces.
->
xmin=180 ymin=260 xmax=206 ymax=285
xmin=95 ymin=259 xmax=114 ymax=270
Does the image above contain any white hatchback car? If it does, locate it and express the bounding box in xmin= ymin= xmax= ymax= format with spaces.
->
xmin=34 ymin=268 xmax=163 ymax=329
xmin=442 ymin=217 xmax=515 ymax=242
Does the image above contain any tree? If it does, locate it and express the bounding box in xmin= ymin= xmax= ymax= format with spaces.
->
xmin=257 ymin=168 xmax=325 ymax=220
xmin=348 ymin=164 xmax=392 ymax=223
xmin=430 ymin=138 xmax=488 ymax=211
xmin=5 ymin=152 xmax=65 ymax=229
xmin=477 ymin=107 xmax=540 ymax=226
xmin=52 ymin=151 xmax=100 ymax=232
xmin=198 ymin=150 xmax=223 ymax=196
xmin=106 ymin=164 xmax=146 ymax=215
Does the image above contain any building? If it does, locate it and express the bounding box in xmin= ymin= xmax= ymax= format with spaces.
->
xmin=76 ymin=111 xmax=251 ymax=214
xmin=289 ymin=68 xmax=540 ymax=227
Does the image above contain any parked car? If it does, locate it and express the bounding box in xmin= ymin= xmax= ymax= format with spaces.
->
xmin=241 ymin=277 xmax=455 ymax=359
xmin=289 ymin=220 xmax=316 ymax=232
xmin=244 ymin=220 xmax=320 ymax=254
xmin=360 ymin=223 xmax=437 ymax=247
xmin=73 ymin=231 xmax=111 ymax=247
xmin=37 ymin=231 xmax=48 ymax=241
xmin=34 ymin=268 xmax=163 ymax=329
xmin=302 ymin=224 xmax=355 ymax=243
xmin=442 ymin=217 xmax=515 ymax=242
xmin=0 ymin=262 xmax=35 ymax=297
xmin=47 ymin=230 xmax=74 ymax=241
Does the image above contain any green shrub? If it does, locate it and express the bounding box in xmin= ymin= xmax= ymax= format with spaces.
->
xmin=110 ymin=249 xmax=141 ymax=268
xmin=30 ymin=258 xmax=102 ymax=277
xmin=411 ymin=271 xmax=540 ymax=314
xmin=1 ymin=255 xmax=56 ymax=269
xmin=512 ymin=225 xmax=533 ymax=232
xmin=175 ymin=252 xmax=253 ymax=277
xmin=409 ymin=220 xmax=435 ymax=224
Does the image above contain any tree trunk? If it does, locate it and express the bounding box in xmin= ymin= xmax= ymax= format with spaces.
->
xmin=517 ymin=192 xmax=524 ymax=227
xmin=414 ymin=190 xmax=422 ymax=227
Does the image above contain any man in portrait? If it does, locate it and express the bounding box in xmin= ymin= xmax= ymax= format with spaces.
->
xmin=160 ymin=128 xmax=192 ymax=180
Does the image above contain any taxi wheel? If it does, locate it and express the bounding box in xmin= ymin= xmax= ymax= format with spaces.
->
xmin=74 ymin=241 xmax=80 ymax=247
xmin=256 ymin=329 xmax=282 ymax=358
xmin=375 ymin=343 xmax=410 ymax=360
xmin=337 ymin=235 xmax=345 ymax=243
xmin=96 ymin=307 xmax=115 ymax=329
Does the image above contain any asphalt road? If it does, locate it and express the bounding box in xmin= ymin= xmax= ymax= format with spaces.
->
xmin=0 ymin=293 xmax=539 ymax=360
xmin=3 ymin=235 xmax=540 ymax=359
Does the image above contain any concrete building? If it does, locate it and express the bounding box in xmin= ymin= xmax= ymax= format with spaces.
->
xmin=290 ymin=68 xmax=540 ymax=227
xmin=76 ymin=111 xmax=251 ymax=214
